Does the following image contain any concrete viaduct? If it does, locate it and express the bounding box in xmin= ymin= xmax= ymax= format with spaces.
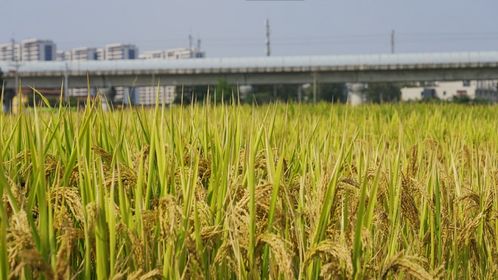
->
xmin=2 ymin=51 xmax=498 ymax=110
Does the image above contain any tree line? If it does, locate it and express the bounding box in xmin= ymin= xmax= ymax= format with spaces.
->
xmin=173 ymin=80 xmax=402 ymax=104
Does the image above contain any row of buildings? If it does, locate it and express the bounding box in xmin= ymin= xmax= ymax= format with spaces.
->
xmin=0 ymin=38 xmax=56 ymax=61
xmin=56 ymin=44 xmax=139 ymax=61
xmin=0 ymin=38 xmax=205 ymax=106
xmin=348 ymin=81 xmax=498 ymax=105
xmin=401 ymin=80 xmax=498 ymax=103
xmin=0 ymin=38 xmax=205 ymax=62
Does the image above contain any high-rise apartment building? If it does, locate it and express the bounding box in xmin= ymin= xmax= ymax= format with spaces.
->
xmin=105 ymin=44 xmax=138 ymax=60
xmin=139 ymin=48 xmax=205 ymax=60
xmin=138 ymin=50 xmax=164 ymax=60
xmin=71 ymin=47 xmax=98 ymax=61
xmin=96 ymin=48 xmax=105 ymax=60
xmin=56 ymin=48 xmax=98 ymax=61
xmin=20 ymin=38 xmax=56 ymax=61
xmin=0 ymin=39 xmax=56 ymax=62
xmin=166 ymin=48 xmax=205 ymax=59
xmin=56 ymin=51 xmax=71 ymax=61
xmin=0 ymin=41 xmax=21 ymax=61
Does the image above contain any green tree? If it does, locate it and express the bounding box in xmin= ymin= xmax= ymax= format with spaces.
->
xmin=248 ymin=84 xmax=298 ymax=104
xmin=175 ymin=80 xmax=237 ymax=105
xmin=214 ymin=79 xmax=237 ymax=103
xmin=318 ymin=83 xmax=347 ymax=103
xmin=173 ymin=85 xmax=211 ymax=105
xmin=364 ymin=83 xmax=401 ymax=103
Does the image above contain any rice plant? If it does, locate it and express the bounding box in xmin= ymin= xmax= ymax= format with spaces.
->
xmin=1 ymin=99 xmax=498 ymax=279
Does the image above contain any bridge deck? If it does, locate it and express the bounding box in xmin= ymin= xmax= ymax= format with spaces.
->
xmin=1 ymin=51 xmax=498 ymax=88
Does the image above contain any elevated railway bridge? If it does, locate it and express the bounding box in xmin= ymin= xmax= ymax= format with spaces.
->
xmin=2 ymin=51 xmax=498 ymax=111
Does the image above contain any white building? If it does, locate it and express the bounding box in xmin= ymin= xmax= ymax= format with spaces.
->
xmin=0 ymin=42 xmax=21 ymax=61
xmin=56 ymin=51 xmax=71 ymax=61
xmin=401 ymin=81 xmax=498 ymax=102
xmin=139 ymin=50 xmax=164 ymax=60
xmin=59 ymin=48 xmax=99 ymax=98
xmin=20 ymin=38 xmax=56 ymax=61
xmin=104 ymin=43 xmax=138 ymax=60
xmin=55 ymin=44 xmax=140 ymax=103
xmin=96 ymin=48 xmax=105 ymax=60
xmin=71 ymin=47 xmax=98 ymax=61
xmin=1 ymin=39 xmax=56 ymax=61
xmin=96 ymin=44 xmax=139 ymax=104
xmin=137 ymin=47 xmax=205 ymax=105
xmin=139 ymin=47 xmax=205 ymax=60
xmin=137 ymin=85 xmax=176 ymax=105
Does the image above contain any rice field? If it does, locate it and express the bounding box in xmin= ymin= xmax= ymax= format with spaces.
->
xmin=1 ymin=100 xmax=498 ymax=279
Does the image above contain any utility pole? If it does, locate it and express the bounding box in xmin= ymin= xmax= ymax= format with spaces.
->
xmin=11 ymin=38 xmax=20 ymax=113
xmin=11 ymin=38 xmax=15 ymax=61
xmin=64 ymin=62 xmax=69 ymax=103
xmin=266 ymin=19 xmax=275 ymax=100
xmin=390 ymin=29 xmax=395 ymax=54
xmin=312 ymin=73 xmax=317 ymax=103
xmin=265 ymin=19 xmax=271 ymax=56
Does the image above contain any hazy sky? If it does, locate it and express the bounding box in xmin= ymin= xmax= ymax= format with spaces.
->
xmin=1 ymin=0 xmax=497 ymax=57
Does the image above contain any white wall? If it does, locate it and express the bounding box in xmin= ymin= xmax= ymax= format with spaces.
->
xmin=401 ymin=81 xmax=498 ymax=102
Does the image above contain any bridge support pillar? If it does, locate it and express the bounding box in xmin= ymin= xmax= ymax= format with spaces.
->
xmin=125 ymin=87 xmax=137 ymax=105
xmin=347 ymin=83 xmax=366 ymax=105
xmin=2 ymin=89 xmax=15 ymax=113
xmin=297 ymin=86 xmax=303 ymax=103
xmin=312 ymin=73 xmax=318 ymax=103
xmin=98 ymin=87 xmax=113 ymax=111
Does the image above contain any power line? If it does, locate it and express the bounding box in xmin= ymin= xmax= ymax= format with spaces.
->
xmin=47 ymin=31 xmax=498 ymax=46
xmin=8 ymin=31 xmax=498 ymax=54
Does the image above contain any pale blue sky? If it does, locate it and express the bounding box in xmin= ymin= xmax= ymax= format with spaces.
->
xmin=1 ymin=0 xmax=497 ymax=57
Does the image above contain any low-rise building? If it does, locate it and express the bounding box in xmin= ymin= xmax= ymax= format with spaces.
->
xmin=136 ymin=86 xmax=176 ymax=105
xmin=401 ymin=81 xmax=498 ymax=102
